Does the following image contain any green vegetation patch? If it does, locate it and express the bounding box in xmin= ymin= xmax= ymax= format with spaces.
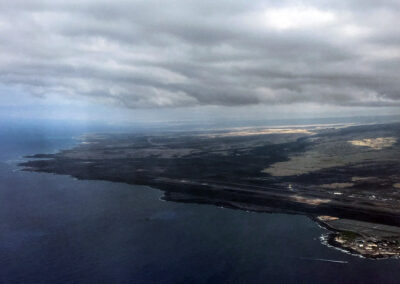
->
xmin=339 ymin=231 xmax=361 ymax=241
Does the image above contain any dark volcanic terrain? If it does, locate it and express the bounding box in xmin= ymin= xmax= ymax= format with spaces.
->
xmin=20 ymin=123 xmax=400 ymax=258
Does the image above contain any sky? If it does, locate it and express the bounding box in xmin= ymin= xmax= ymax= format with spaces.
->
xmin=1 ymin=0 xmax=400 ymax=124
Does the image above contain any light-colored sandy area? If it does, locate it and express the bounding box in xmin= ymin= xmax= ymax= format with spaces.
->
xmin=348 ymin=137 xmax=397 ymax=150
xmin=317 ymin=216 xmax=339 ymax=221
xmin=290 ymin=195 xmax=331 ymax=205
xmin=320 ymin=183 xmax=354 ymax=189
xmin=262 ymin=150 xmax=346 ymax=176
xmin=394 ymin=183 xmax=400 ymax=189
xmin=205 ymin=128 xmax=314 ymax=138
xmin=351 ymin=176 xmax=377 ymax=182
xmin=262 ymin=135 xmax=399 ymax=177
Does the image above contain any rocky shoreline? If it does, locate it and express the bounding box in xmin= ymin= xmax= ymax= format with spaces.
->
xmin=19 ymin=123 xmax=400 ymax=259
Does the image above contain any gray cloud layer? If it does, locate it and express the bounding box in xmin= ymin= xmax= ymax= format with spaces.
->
xmin=1 ymin=0 xmax=400 ymax=108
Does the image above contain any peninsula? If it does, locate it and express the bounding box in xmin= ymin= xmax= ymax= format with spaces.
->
xmin=20 ymin=122 xmax=400 ymax=258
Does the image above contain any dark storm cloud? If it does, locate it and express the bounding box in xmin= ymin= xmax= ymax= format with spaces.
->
xmin=1 ymin=0 xmax=400 ymax=108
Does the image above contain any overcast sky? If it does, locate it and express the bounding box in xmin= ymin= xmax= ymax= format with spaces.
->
xmin=1 ymin=0 xmax=400 ymax=123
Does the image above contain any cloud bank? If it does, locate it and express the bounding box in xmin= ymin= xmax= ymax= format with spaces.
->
xmin=1 ymin=0 xmax=400 ymax=108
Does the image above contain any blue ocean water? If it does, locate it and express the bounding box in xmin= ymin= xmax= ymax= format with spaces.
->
xmin=1 ymin=123 xmax=400 ymax=283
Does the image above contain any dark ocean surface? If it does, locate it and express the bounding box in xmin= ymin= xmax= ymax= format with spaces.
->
xmin=1 ymin=121 xmax=400 ymax=283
